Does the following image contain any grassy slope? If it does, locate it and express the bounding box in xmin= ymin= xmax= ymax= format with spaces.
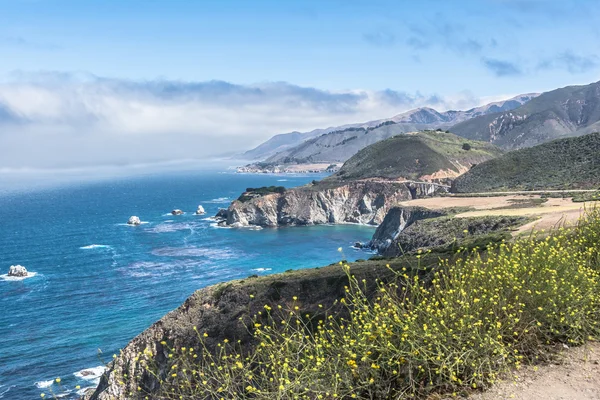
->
xmin=327 ymin=130 xmax=503 ymax=182
xmin=453 ymin=132 xmax=600 ymax=193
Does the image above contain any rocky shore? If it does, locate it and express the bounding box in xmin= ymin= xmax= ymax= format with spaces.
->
xmin=217 ymin=181 xmax=446 ymax=228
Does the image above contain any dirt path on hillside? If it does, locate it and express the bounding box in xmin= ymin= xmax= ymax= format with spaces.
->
xmin=399 ymin=196 xmax=598 ymax=235
xmin=466 ymin=342 xmax=600 ymax=400
xmin=398 ymin=195 xmax=530 ymax=210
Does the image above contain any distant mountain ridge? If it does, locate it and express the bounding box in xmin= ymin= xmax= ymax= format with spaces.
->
xmin=243 ymin=93 xmax=538 ymax=161
xmin=451 ymin=81 xmax=600 ymax=148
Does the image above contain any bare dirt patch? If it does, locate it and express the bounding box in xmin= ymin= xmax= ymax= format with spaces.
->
xmin=398 ymin=196 xmax=598 ymax=236
xmin=398 ymin=195 xmax=532 ymax=210
xmin=467 ymin=342 xmax=600 ymax=400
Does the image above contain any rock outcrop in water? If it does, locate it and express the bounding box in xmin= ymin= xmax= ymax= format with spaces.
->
xmin=7 ymin=265 xmax=28 ymax=277
xmin=220 ymin=181 xmax=445 ymax=228
xmin=127 ymin=216 xmax=141 ymax=225
xmin=194 ymin=205 xmax=206 ymax=215
xmin=171 ymin=209 xmax=184 ymax=215
xmin=367 ymin=206 xmax=445 ymax=253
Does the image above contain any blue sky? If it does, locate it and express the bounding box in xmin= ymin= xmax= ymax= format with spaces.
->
xmin=0 ymin=0 xmax=599 ymax=169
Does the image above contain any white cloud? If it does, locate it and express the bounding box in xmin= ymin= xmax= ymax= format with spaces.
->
xmin=0 ymin=73 xmax=495 ymax=169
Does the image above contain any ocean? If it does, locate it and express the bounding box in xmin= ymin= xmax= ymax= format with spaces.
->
xmin=0 ymin=168 xmax=376 ymax=399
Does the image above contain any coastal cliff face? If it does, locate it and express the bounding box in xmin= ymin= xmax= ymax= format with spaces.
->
xmin=368 ymin=207 xmax=531 ymax=257
xmin=367 ymin=206 xmax=445 ymax=253
xmin=223 ymin=181 xmax=445 ymax=227
xmin=85 ymin=259 xmax=415 ymax=400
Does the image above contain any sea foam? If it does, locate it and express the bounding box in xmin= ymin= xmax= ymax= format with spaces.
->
xmin=34 ymin=380 xmax=53 ymax=389
xmin=0 ymin=272 xmax=37 ymax=281
xmin=251 ymin=268 xmax=272 ymax=272
xmin=80 ymin=244 xmax=112 ymax=250
xmin=74 ymin=365 xmax=106 ymax=386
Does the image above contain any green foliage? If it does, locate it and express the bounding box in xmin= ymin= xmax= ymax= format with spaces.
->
xmin=238 ymin=186 xmax=287 ymax=202
xmin=386 ymin=215 xmax=531 ymax=256
xmin=572 ymin=191 xmax=600 ymax=203
xmin=462 ymin=143 xmax=472 ymax=151
xmin=453 ymin=132 xmax=600 ymax=193
xmin=328 ymin=131 xmax=502 ymax=182
xmin=135 ymin=209 xmax=600 ymax=399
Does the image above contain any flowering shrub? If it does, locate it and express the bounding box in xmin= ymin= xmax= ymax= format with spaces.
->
xmin=134 ymin=208 xmax=600 ymax=399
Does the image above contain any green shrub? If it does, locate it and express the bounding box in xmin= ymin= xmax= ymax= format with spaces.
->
xmin=135 ymin=208 xmax=600 ymax=399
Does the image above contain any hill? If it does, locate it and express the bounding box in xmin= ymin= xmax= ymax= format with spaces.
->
xmin=451 ymin=81 xmax=600 ymax=149
xmin=243 ymin=93 xmax=537 ymax=161
xmin=326 ymin=130 xmax=503 ymax=182
xmin=452 ymin=132 xmax=600 ymax=192
xmin=264 ymin=121 xmax=435 ymax=164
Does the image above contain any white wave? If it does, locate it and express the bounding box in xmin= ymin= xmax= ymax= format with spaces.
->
xmin=116 ymin=221 xmax=149 ymax=226
xmin=277 ymin=179 xmax=288 ymax=182
xmin=0 ymin=384 xmax=14 ymax=399
xmin=80 ymin=244 xmax=112 ymax=250
xmin=251 ymin=268 xmax=272 ymax=272
xmin=74 ymin=366 xmax=106 ymax=386
xmin=54 ymin=390 xmax=72 ymax=398
xmin=0 ymin=272 xmax=37 ymax=281
xmin=206 ymin=197 xmax=230 ymax=203
xmin=210 ymin=222 xmax=231 ymax=229
xmin=35 ymin=380 xmax=54 ymax=389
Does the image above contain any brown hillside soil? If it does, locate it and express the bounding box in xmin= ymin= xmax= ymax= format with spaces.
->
xmin=399 ymin=196 xmax=598 ymax=235
xmin=466 ymin=342 xmax=600 ymax=400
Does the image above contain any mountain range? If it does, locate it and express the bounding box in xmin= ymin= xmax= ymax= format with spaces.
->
xmin=452 ymin=81 xmax=600 ymax=148
xmin=243 ymin=93 xmax=538 ymax=161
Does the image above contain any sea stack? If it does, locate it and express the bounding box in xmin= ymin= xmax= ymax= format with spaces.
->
xmin=8 ymin=265 xmax=28 ymax=277
xmin=171 ymin=209 xmax=184 ymax=215
xmin=195 ymin=205 xmax=206 ymax=215
xmin=127 ymin=216 xmax=142 ymax=225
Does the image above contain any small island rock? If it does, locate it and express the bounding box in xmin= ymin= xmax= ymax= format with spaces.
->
xmin=127 ymin=216 xmax=142 ymax=225
xmin=171 ymin=209 xmax=184 ymax=215
xmin=8 ymin=265 xmax=28 ymax=277
xmin=195 ymin=205 xmax=206 ymax=215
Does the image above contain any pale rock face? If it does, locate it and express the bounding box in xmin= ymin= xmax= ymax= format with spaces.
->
xmin=127 ymin=216 xmax=142 ymax=225
xmin=195 ymin=205 xmax=206 ymax=215
xmin=367 ymin=206 xmax=444 ymax=253
xmin=221 ymin=181 xmax=441 ymax=228
xmin=171 ymin=209 xmax=184 ymax=215
xmin=8 ymin=265 xmax=28 ymax=277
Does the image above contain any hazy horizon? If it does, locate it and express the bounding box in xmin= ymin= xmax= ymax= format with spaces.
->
xmin=1 ymin=0 xmax=599 ymax=170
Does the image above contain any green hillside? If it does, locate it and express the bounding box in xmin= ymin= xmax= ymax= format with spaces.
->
xmin=452 ymin=132 xmax=600 ymax=192
xmin=326 ymin=130 xmax=503 ymax=182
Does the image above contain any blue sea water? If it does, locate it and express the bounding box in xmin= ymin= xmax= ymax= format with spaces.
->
xmin=0 ymin=169 xmax=375 ymax=399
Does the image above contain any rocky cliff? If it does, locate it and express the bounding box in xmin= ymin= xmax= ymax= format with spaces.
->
xmin=367 ymin=207 xmax=531 ymax=257
xmin=451 ymin=81 xmax=600 ymax=149
xmin=84 ymin=257 xmax=430 ymax=400
xmin=366 ymin=206 xmax=445 ymax=253
xmin=221 ymin=181 xmax=444 ymax=227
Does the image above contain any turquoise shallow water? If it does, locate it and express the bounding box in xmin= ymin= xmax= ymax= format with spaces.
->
xmin=0 ymin=169 xmax=375 ymax=399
